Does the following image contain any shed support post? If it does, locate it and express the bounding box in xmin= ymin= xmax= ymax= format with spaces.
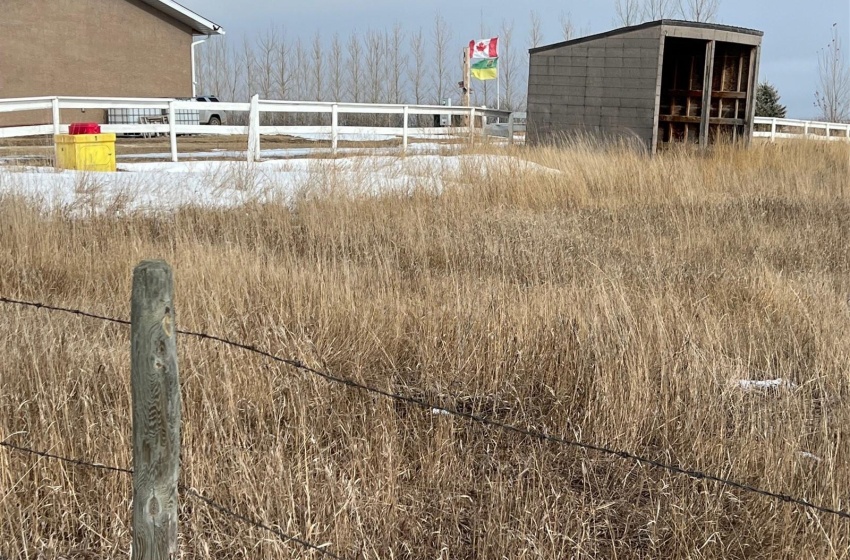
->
xmin=743 ymin=46 xmax=758 ymax=144
xmin=699 ymin=40 xmax=716 ymax=149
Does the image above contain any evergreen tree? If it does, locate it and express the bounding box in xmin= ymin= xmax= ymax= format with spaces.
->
xmin=756 ymin=82 xmax=787 ymax=118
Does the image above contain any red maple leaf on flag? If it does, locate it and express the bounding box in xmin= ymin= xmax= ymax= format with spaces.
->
xmin=476 ymin=42 xmax=486 ymax=52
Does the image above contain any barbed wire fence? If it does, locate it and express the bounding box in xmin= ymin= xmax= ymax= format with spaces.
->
xmin=1 ymin=293 xmax=849 ymax=557
xmin=0 ymin=439 xmax=342 ymax=558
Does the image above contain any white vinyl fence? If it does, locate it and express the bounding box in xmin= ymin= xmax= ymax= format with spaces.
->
xmin=753 ymin=116 xmax=850 ymax=142
xmin=0 ymin=95 xmax=523 ymax=162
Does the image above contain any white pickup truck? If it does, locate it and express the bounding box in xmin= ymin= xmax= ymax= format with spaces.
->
xmin=194 ymin=95 xmax=226 ymax=125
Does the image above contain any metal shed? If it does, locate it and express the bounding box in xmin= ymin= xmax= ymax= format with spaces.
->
xmin=526 ymin=20 xmax=763 ymax=152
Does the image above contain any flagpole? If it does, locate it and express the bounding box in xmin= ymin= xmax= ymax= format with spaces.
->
xmin=497 ymin=68 xmax=501 ymax=110
xmin=462 ymin=46 xmax=471 ymax=112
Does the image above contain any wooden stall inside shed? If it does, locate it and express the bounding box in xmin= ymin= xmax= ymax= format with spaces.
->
xmin=658 ymin=37 xmax=757 ymax=146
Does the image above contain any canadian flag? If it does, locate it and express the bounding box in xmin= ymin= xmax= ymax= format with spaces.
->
xmin=469 ymin=37 xmax=498 ymax=59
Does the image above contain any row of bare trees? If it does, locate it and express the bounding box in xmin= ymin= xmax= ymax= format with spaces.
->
xmin=196 ymin=10 xmax=588 ymax=118
xmin=614 ymin=0 xmax=721 ymax=26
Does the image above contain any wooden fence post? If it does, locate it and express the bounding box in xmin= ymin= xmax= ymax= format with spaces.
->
xmin=131 ymin=260 xmax=181 ymax=560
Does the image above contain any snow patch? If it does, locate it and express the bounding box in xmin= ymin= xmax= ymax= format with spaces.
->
xmin=737 ymin=378 xmax=798 ymax=391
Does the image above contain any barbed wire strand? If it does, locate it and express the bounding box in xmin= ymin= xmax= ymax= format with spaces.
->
xmin=0 ymin=439 xmax=344 ymax=559
xmin=3 ymin=295 xmax=849 ymax=522
xmin=0 ymin=297 xmax=130 ymax=326
xmin=0 ymin=440 xmax=132 ymax=475
xmin=179 ymin=485 xmax=343 ymax=559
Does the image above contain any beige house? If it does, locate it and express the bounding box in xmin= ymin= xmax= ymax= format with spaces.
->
xmin=0 ymin=0 xmax=224 ymax=126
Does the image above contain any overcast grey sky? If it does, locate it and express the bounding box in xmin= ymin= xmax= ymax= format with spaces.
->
xmin=185 ymin=0 xmax=849 ymax=118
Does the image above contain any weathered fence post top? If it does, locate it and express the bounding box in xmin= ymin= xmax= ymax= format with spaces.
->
xmin=131 ymin=259 xmax=181 ymax=560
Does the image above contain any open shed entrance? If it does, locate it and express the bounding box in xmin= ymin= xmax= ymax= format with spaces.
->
xmin=658 ymin=37 xmax=754 ymax=148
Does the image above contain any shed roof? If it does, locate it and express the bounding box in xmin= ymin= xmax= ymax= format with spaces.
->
xmin=139 ymin=0 xmax=224 ymax=35
xmin=530 ymin=19 xmax=762 ymax=55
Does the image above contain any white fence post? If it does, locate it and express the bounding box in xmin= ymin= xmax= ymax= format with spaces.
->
xmin=804 ymin=121 xmax=810 ymax=137
xmin=508 ymin=113 xmax=515 ymax=145
xmin=825 ymin=123 xmax=830 ymax=140
xmin=846 ymin=124 xmax=850 ymax=141
xmin=52 ymin=98 xmax=61 ymax=164
xmin=247 ymin=94 xmax=260 ymax=163
xmin=469 ymin=107 xmax=476 ymax=146
xmin=402 ymin=105 xmax=409 ymax=154
xmin=168 ymin=101 xmax=177 ymax=163
xmin=770 ymin=118 xmax=777 ymax=142
xmin=51 ymin=98 xmax=61 ymax=136
xmin=331 ymin=104 xmax=339 ymax=155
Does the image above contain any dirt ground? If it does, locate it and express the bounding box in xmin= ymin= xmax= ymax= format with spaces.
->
xmin=0 ymin=133 xmax=463 ymax=165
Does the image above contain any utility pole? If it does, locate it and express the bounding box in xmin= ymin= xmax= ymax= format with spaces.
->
xmin=462 ymin=46 xmax=471 ymax=108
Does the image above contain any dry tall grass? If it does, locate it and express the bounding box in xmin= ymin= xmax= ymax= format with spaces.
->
xmin=1 ymin=140 xmax=850 ymax=559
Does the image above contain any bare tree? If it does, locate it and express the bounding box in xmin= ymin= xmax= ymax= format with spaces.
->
xmin=816 ymin=24 xmax=850 ymax=122
xmin=328 ymin=33 xmax=344 ymax=102
xmin=255 ymin=28 xmax=277 ymax=101
xmin=559 ymin=12 xmax=576 ymax=41
xmin=499 ymin=20 xmax=516 ymax=110
xmin=273 ymin=32 xmax=291 ymax=100
xmin=223 ymin=40 xmax=244 ymax=102
xmin=643 ymin=0 xmax=678 ymax=20
xmin=614 ymin=0 xmax=641 ymax=26
xmin=241 ymin=36 xmax=257 ymax=99
xmin=386 ymin=24 xmax=405 ymax=104
xmin=311 ymin=31 xmax=324 ymax=101
xmin=432 ymin=13 xmax=452 ymax=103
xmin=291 ymin=37 xmax=308 ymax=116
xmin=529 ymin=10 xmax=544 ymax=49
xmin=365 ymin=30 xmax=385 ymax=104
xmin=347 ymin=32 xmax=363 ymax=103
xmin=197 ymin=36 xmax=237 ymax=100
xmin=678 ymin=0 xmax=720 ymax=22
xmin=408 ymin=28 xmax=426 ymax=105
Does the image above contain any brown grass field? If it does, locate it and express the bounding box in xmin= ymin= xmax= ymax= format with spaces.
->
xmin=1 ymin=140 xmax=849 ymax=559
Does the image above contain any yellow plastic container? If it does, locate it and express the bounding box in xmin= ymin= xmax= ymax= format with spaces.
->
xmin=54 ymin=133 xmax=117 ymax=172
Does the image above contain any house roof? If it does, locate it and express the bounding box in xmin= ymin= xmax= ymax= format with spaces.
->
xmin=530 ymin=19 xmax=762 ymax=54
xmin=139 ymin=0 xmax=224 ymax=35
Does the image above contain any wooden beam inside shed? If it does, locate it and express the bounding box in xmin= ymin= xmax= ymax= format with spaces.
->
xmin=699 ymin=40 xmax=716 ymax=147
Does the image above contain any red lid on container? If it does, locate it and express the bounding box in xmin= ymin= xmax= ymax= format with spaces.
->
xmin=68 ymin=123 xmax=101 ymax=135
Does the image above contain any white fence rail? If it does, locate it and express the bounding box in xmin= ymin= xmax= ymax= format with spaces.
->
xmin=753 ymin=116 xmax=850 ymax=142
xmin=0 ymin=95 xmax=523 ymax=162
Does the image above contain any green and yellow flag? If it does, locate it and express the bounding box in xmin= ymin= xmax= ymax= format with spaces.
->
xmin=471 ymin=57 xmax=498 ymax=81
